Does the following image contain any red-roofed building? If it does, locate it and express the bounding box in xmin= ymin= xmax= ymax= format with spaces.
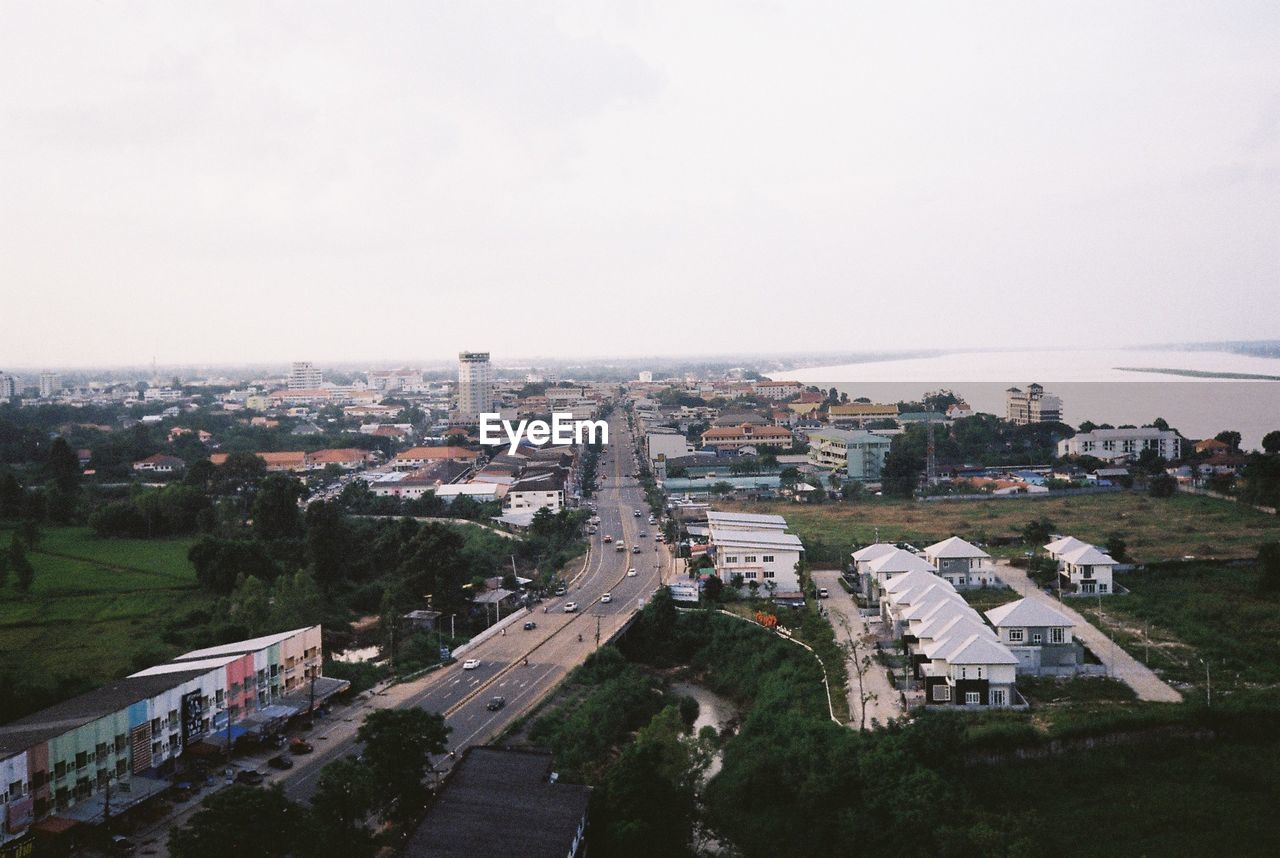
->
xmin=700 ymin=424 xmax=793 ymax=451
xmin=393 ymin=446 xmax=480 ymax=470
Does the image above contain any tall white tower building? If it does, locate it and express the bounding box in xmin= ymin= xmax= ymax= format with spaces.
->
xmin=288 ymin=361 xmax=323 ymax=390
xmin=38 ymin=373 xmax=61 ymax=399
xmin=456 ymin=351 xmax=492 ymax=425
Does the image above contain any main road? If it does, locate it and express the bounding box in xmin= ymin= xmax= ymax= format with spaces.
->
xmin=281 ymin=410 xmax=671 ymax=802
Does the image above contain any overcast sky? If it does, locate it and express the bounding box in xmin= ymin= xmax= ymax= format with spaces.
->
xmin=2 ymin=1 xmax=1278 ymax=368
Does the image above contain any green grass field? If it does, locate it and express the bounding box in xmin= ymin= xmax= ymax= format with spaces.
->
xmin=727 ymin=492 xmax=1280 ymax=563
xmin=0 ymin=526 xmax=206 ymax=686
xmin=1076 ymin=562 xmax=1280 ymax=691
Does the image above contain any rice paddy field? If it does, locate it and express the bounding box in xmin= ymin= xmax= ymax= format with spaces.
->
xmin=0 ymin=525 xmax=206 ymax=686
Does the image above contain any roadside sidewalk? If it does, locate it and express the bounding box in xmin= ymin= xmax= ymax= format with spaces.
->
xmin=993 ymin=561 xmax=1182 ymax=703
xmin=811 ymin=570 xmax=902 ymax=729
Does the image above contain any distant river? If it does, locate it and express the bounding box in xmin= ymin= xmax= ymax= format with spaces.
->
xmin=771 ymin=348 xmax=1280 ymax=450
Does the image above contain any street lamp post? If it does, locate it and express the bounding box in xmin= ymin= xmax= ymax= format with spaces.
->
xmin=1198 ymin=656 xmax=1212 ymax=707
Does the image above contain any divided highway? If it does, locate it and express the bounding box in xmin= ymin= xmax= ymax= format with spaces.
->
xmin=283 ymin=413 xmax=668 ymax=802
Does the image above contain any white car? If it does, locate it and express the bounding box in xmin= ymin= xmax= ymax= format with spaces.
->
xmin=627 ymin=568 xmax=637 ymax=577
xmin=600 ymin=593 xmax=612 ymax=603
xmin=563 ymin=602 xmax=578 ymax=613
xmin=462 ymin=659 xmax=480 ymax=670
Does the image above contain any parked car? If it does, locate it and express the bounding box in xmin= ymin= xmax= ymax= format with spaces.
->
xmin=600 ymin=592 xmax=612 ymax=603
xmin=486 ymin=696 xmax=506 ymax=711
xmin=634 ymin=510 xmax=641 ymax=517
xmin=563 ymin=602 xmax=578 ymax=612
xmin=267 ymin=755 xmax=293 ymax=770
xmin=462 ymin=658 xmax=481 ymax=670
xmin=632 ymin=546 xmax=641 ymax=554
xmin=235 ymin=769 xmax=264 ymax=785
xmin=818 ymin=588 xmax=830 ymax=599
xmin=627 ymin=568 xmax=637 ymax=577
xmin=289 ymin=738 xmax=313 ymax=754
xmin=523 ymin=621 xmax=537 ymax=630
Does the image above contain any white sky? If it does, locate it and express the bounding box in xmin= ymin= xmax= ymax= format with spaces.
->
xmin=2 ymin=1 xmax=1278 ymax=367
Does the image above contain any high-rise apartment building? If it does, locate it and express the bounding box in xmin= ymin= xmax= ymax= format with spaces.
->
xmin=288 ymin=361 xmax=323 ymax=390
xmin=1005 ymin=383 xmax=1062 ymax=425
xmin=38 ymin=372 xmax=61 ymax=399
xmin=456 ymin=351 xmax=492 ymax=425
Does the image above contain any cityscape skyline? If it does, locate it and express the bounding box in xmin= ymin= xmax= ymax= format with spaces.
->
xmin=3 ymin=1 xmax=1279 ymax=366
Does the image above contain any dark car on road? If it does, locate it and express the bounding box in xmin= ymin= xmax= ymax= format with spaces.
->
xmin=523 ymin=621 xmax=537 ymax=630
xmin=267 ymin=755 xmax=293 ymax=770
xmin=486 ymin=696 xmax=506 ymax=711
xmin=235 ymin=769 xmax=264 ymax=785
xmin=109 ymin=835 xmax=136 ymax=853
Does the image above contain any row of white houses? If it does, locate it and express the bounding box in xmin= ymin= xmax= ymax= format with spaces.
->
xmin=854 ymin=536 xmax=1082 ymax=707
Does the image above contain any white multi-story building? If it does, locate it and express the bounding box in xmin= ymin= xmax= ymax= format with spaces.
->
xmin=753 ymin=380 xmax=803 ymax=400
xmin=1057 ymin=427 xmax=1181 ymax=462
xmin=288 ymin=361 xmax=323 ymax=391
xmin=807 ymin=427 xmax=892 ymax=480
xmin=503 ymin=475 xmax=565 ymax=514
xmin=143 ymin=387 xmax=182 ymax=402
xmin=705 ymin=511 xmax=788 ymax=532
xmin=645 ymin=429 xmax=693 ymax=464
xmin=1005 ymin=383 xmax=1062 ymax=425
xmin=456 ymin=351 xmax=493 ymax=426
xmin=38 ymin=373 xmax=61 ymax=399
xmin=0 ymin=372 xmax=17 ymax=401
xmin=709 ymin=516 xmax=803 ymax=595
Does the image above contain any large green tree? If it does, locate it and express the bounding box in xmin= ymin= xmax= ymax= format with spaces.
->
xmin=44 ymin=437 xmax=81 ymax=494
xmin=252 ymin=474 xmax=306 ymax=541
xmin=168 ymin=785 xmax=307 ymax=858
xmin=592 ymin=705 xmax=706 ymax=857
xmin=356 ymin=708 xmax=451 ymax=816
xmin=305 ymin=500 xmax=354 ymax=594
xmin=308 ymin=758 xmax=379 ymax=857
xmin=10 ymin=536 xmax=35 ymax=594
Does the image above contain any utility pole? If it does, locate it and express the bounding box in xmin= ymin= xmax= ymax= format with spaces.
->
xmin=925 ymin=410 xmax=937 ymax=490
xmin=309 ymin=673 xmax=316 ymax=716
xmin=595 ymin=614 xmax=601 ymax=649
